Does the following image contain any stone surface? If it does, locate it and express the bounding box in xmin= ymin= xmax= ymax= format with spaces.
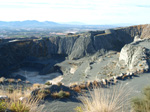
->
xmin=119 ymin=39 xmax=150 ymax=71
xmin=0 ymin=24 xmax=150 ymax=77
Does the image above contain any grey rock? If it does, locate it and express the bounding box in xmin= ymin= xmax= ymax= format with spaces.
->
xmin=134 ymin=35 xmax=141 ymax=42
xmin=119 ymin=39 xmax=150 ymax=71
xmin=0 ymin=24 xmax=150 ymax=76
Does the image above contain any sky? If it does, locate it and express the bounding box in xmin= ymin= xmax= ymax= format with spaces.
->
xmin=0 ymin=0 xmax=150 ymax=25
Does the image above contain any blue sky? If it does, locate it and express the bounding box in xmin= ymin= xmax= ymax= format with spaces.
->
xmin=0 ymin=0 xmax=150 ymax=25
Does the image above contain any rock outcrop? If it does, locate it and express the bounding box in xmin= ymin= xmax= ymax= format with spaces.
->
xmin=119 ymin=39 xmax=150 ymax=72
xmin=0 ymin=24 xmax=150 ymax=76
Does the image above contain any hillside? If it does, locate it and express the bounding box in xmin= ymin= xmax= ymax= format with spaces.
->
xmin=0 ymin=24 xmax=149 ymax=76
xmin=0 ymin=24 xmax=150 ymax=112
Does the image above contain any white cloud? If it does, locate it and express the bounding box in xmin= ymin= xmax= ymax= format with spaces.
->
xmin=0 ymin=0 xmax=150 ymax=24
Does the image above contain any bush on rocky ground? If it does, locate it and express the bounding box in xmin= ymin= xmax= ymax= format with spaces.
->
xmin=0 ymin=85 xmax=44 ymax=112
xmin=131 ymin=86 xmax=150 ymax=112
xmin=75 ymin=85 xmax=131 ymax=112
xmin=37 ymin=89 xmax=51 ymax=99
xmin=51 ymin=90 xmax=70 ymax=98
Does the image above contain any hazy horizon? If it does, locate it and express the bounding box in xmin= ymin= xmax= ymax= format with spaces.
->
xmin=0 ymin=0 xmax=150 ymax=25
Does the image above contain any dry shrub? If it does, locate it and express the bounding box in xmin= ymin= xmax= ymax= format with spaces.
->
xmin=75 ymin=84 xmax=131 ymax=112
xmin=0 ymin=85 xmax=31 ymax=101
xmin=79 ymin=84 xmax=86 ymax=89
xmin=0 ymin=77 xmax=5 ymax=83
xmin=51 ymin=90 xmax=70 ymax=99
xmin=8 ymin=78 xmax=16 ymax=83
xmin=131 ymin=86 xmax=150 ymax=112
xmin=93 ymin=80 xmax=99 ymax=87
xmin=17 ymin=79 xmax=22 ymax=82
xmin=57 ymin=82 xmax=62 ymax=86
xmin=32 ymin=83 xmax=41 ymax=89
xmin=25 ymin=80 xmax=30 ymax=84
xmin=0 ymin=85 xmax=45 ymax=112
xmin=86 ymin=81 xmax=92 ymax=88
xmin=72 ymin=86 xmax=81 ymax=93
xmin=7 ymin=97 xmax=44 ymax=112
xmin=37 ymin=89 xmax=51 ymax=99
xmin=45 ymin=81 xmax=52 ymax=86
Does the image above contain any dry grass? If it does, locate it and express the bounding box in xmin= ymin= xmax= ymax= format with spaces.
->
xmin=45 ymin=81 xmax=52 ymax=86
xmin=8 ymin=78 xmax=16 ymax=83
xmin=25 ymin=80 xmax=30 ymax=84
xmin=37 ymin=89 xmax=51 ymax=99
xmin=57 ymin=82 xmax=63 ymax=86
xmin=17 ymin=79 xmax=22 ymax=82
xmin=0 ymin=77 xmax=5 ymax=83
xmin=75 ymin=84 xmax=131 ymax=112
xmin=131 ymin=86 xmax=150 ymax=112
xmin=7 ymin=97 xmax=44 ymax=112
xmin=72 ymin=86 xmax=81 ymax=93
xmin=0 ymin=86 xmax=31 ymax=100
xmin=79 ymin=84 xmax=86 ymax=89
xmin=51 ymin=90 xmax=70 ymax=99
xmin=32 ymin=83 xmax=41 ymax=89
xmin=0 ymin=85 xmax=45 ymax=112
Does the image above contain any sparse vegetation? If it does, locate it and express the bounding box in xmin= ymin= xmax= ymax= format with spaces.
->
xmin=57 ymin=82 xmax=62 ymax=86
xmin=79 ymin=84 xmax=86 ymax=89
xmin=51 ymin=90 xmax=70 ymax=99
xmin=8 ymin=78 xmax=15 ymax=83
xmin=32 ymin=83 xmax=41 ymax=89
xmin=0 ymin=77 xmax=5 ymax=83
xmin=25 ymin=80 xmax=30 ymax=84
xmin=17 ymin=79 xmax=22 ymax=82
xmin=72 ymin=86 xmax=81 ymax=93
xmin=0 ymin=101 xmax=7 ymax=112
xmin=0 ymin=85 xmax=44 ymax=112
xmin=131 ymin=86 xmax=150 ymax=112
xmin=45 ymin=81 xmax=52 ymax=86
xmin=9 ymin=100 xmax=30 ymax=112
xmin=37 ymin=89 xmax=51 ymax=99
xmin=75 ymin=85 xmax=131 ymax=112
xmin=74 ymin=106 xmax=83 ymax=112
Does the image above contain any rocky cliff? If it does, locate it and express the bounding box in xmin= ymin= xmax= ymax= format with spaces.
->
xmin=119 ymin=39 xmax=150 ymax=72
xmin=0 ymin=24 xmax=150 ymax=76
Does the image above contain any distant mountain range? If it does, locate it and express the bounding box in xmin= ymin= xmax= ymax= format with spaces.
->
xmin=0 ymin=20 xmax=60 ymax=28
xmin=0 ymin=20 xmax=132 ymax=29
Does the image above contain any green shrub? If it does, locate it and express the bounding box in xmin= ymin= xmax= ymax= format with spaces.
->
xmin=74 ymin=106 xmax=83 ymax=112
xmin=57 ymin=82 xmax=62 ymax=86
xmin=0 ymin=85 xmax=45 ymax=112
xmin=51 ymin=90 xmax=70 ymax=98
xmin=0 ymin=101 xmax=7 ymax=112
xmin=10 ymin=101 xmax=30 ymax=112
xmin=45 ymin=82 xmax=52 ymax=86
xmin=37 ymin=89 xmax=51 ymax=99
xmin=131 ymin=86 xmax=150 ymax=112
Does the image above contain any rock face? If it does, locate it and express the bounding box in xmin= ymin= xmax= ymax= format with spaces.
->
xmin=119 ymin=39 xmax=150 ymax=71
xmin=134 ymin=35 xmax=141 ymax=42
xmin=0 ymin=24 xmax=150 ymax=76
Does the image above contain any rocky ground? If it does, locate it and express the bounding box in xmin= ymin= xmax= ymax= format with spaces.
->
xmin=4 ymin=38 xmax=149 ymax=112
xmin=0 ymin=24 xmax=150 ymax=112
xmin=44 ymin=73 xmax=150 ymax=112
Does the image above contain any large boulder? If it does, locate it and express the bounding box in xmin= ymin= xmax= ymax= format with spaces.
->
xmin=119 ymin=39 xmax=150 ymax=71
